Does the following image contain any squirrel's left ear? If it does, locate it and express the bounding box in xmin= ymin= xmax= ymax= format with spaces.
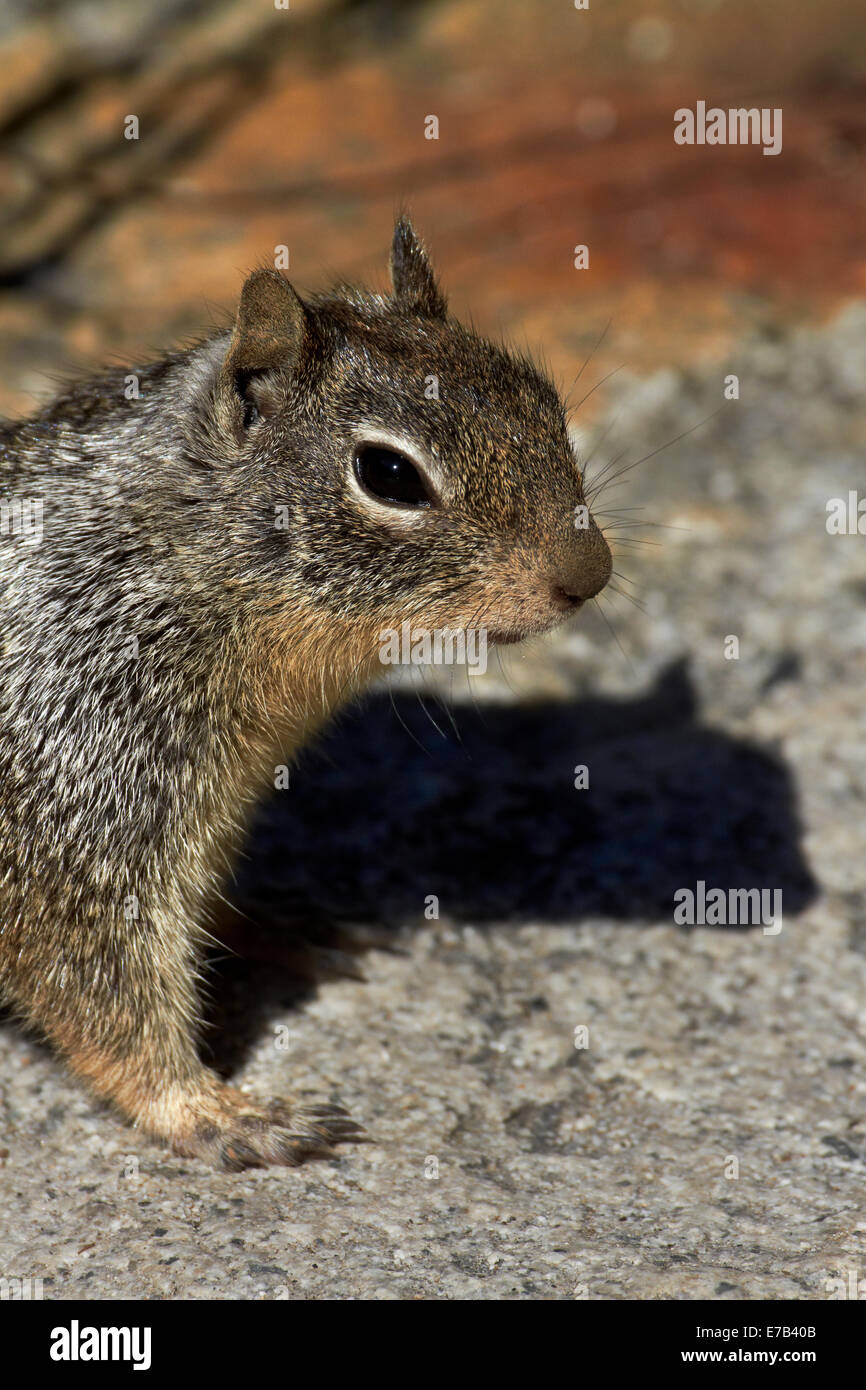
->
xmin=217 ymin=268 xmax=311 ymax=437
xmin=389 ymin=217 xmax=447 ymax=318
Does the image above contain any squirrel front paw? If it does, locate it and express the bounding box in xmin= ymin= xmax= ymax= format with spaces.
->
xmin=168 ymin=1081 xmax=365 ymax=1171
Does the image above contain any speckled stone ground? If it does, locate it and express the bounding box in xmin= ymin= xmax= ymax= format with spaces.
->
xmin=1 ymin=305 xmax=864 ymax=1299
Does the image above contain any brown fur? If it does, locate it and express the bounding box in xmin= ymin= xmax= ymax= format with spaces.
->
xmin=0 ymin=220 xmax=610 ymax=1168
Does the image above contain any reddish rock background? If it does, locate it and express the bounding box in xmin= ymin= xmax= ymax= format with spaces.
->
xmin=0 ymin=0 xmax=863 ymax=419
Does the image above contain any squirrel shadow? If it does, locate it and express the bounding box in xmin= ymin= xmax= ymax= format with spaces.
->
xmin=209 ymin=660 xmax=817 ymax=1075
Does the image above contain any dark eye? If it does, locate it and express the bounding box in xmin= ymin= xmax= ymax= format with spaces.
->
xmin=354 ymin=445 xmax=432 ymax=508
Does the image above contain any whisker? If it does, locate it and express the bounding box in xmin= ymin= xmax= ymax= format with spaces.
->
xmin=592 ymin=592 xmax=635 ymax=675
xmin=589 ymin=409 xmax=721 ymax=500
xmin=607 ymin=582 xmax=649 ymax=615
xmin=577 ymin=411 xmax=622 ymax=484
xmin=387 ymin=677 xmax=430 ymax=754
xmin=569 ymin=365 xmax=623 ymax=419
xmin=592 ymin=506 xmax=648 ymax=517
xmin=607 ymin=536 xmax=661 ymax=548
xmin=584 ymin=445 xmax=630 ymax=501
xmin=565 ymin=317 xmax=612 ymax=400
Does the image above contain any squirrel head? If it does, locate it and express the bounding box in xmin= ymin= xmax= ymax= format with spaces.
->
xmin=198 ymin=218 xmax=611 ymax=651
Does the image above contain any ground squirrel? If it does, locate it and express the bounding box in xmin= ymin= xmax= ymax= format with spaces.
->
xmin=0 ymin=219 xmax=611 ymax=1170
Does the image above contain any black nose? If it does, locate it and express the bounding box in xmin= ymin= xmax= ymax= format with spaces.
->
xmin=552 ymin=520 xmax=612 ymax=605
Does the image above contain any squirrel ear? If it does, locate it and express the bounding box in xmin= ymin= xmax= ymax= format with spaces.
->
xmin=223 ymin=268 xmax=309 ymax=379
xmin=217 ymin=269 xmax=310 ymax=437
xmin=389 ymin=217 xmax=447 ymax=318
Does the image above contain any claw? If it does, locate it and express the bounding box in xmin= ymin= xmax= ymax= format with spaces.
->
xmin=173 ymin=1081 xmax=366 ymax=1171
